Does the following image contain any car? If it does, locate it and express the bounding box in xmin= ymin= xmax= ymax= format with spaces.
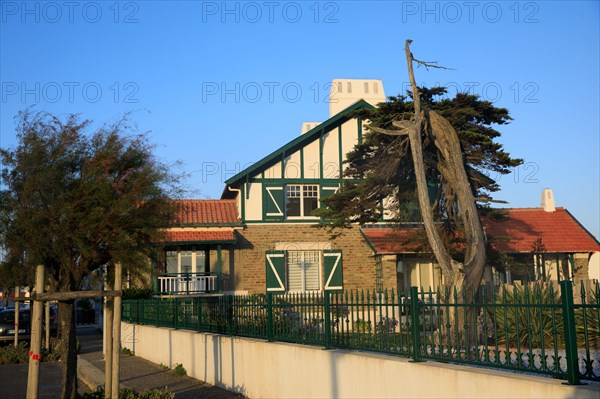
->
xmin=0 ymin=309 xmax=31 ymax=341
xmin=0 ymin=306 xmax=58 ymax=342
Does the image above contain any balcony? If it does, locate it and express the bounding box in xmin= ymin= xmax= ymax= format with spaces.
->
xmin=156 ymin=272 xmax=219 ymax=295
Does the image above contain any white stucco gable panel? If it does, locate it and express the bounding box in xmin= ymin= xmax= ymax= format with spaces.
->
xmin=245 ymin=182 xmax=263 ymax=221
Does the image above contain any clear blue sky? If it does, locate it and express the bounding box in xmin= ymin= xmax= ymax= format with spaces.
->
xmin=1 ymin=1 xmax=599 ymax=239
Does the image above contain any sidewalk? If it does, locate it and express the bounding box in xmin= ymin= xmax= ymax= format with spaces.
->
xmin=76 ymin=327 xmax=243 ymax=399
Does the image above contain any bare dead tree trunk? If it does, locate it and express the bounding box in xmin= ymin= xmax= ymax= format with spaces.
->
xmin=403 ymin=40 xmax=486 ymax=350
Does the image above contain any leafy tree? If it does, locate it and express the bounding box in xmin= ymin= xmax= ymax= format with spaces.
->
xmin=0 ymin=110 xmax=181 ymax=399
xmin=317 ymin=42 xmax=522 ymax=298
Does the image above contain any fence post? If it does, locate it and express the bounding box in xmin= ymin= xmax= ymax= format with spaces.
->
xmin=174 ymin=298 xmax=178 ymax=329
xmin=409 ymin=286 xmax=422 ymax=363
xmin=227 ymin=295 xmax=234 ymax=335
xmin=324 ymin=291 xmax=331 ymax=349
xmin=560 ymin=280 xmax=581 ymax=385
xmin=267 ymin=293 xmax=274 ymax=342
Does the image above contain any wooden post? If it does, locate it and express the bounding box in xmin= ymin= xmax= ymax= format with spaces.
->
xmin=45 ymin=300 xmax=50 ymax=351
xmin=26 ymin=265 xmax=45 ymax=399
xmin=111 ymin=263 xmax=122 ymax=398
xmin=14 ymin=285 xmax=20 ymax=347
xmin=104 ymin=280 xmax=113 ymax=399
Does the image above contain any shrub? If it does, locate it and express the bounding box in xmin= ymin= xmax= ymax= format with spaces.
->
xmin=80 ymin=386 xmax=174 ymax=399
xmin=375 ymin=317 xmax=398 ymax=334
xmin=172 ymin=363 xmax=187 ymax=376
xmin=354 ymin=319 xmax=372 ymax=333
xmin=575 ymin=282 xmax=600 ymax=349
xmin=492 ymin=283 xmax=564 ymax=348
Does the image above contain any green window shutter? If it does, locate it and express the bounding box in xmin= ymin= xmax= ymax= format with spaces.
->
xmin=319 ymin=184 xmax=339 ymax=219
xmin=266 ymin=250 xmax=286 ymax=292
xmin=320 ymin=184 xmax=339 ymax=203
xmin=323 ymin=249 xmax=343 ymax=291
xmin=264 ymin=184 xmax=284 ymax=221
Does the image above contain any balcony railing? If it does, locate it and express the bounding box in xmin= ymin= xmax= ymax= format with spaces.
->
xmin=156 ymin=272 xmax=218 ymax=295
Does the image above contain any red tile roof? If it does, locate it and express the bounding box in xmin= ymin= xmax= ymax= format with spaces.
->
xmin=483 ymin=208 xmax=600 ymax=253
xmin=361 ymin=228 xmax=425 ymax=254
xmin=165 ymin=230 xmax=236 ymax=243
xmin=362 ymin=208 xmax=600 ymax=254
xmin=171 ymin=200 xmax=239 ymax=225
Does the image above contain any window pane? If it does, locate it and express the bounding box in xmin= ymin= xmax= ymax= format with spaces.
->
xmin=196 ymin=251 xmax=206 ymax=273
xmin=287 ymin=251 xmax=303 ymax=291
xmin=304 ymin=251 xmax=320 ymax=291
xmin=303 ymin=197 xmax=319 ymax=216
xmin=180 ymin=251 xmax=192 ymax=273
xmin=286 ymin=186 xmax=301 ymax=217
xmin=286 ymin=197 xmax=301 ymax=217
xmin=421 ymin=263 xmax=432 ymax=290
xmin=303 ymin=185 xmax=318 ymax=197
xmin=166 ymin=251 xmax=178 ymax=274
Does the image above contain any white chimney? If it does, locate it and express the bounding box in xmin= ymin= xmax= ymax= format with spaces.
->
xmin=301 ymin=122 xmax=321 ymax=135
xmin=541 ymin=189 xmax=556 ymax=212
xmin=329 ymin=79 xmax=386 ymax=117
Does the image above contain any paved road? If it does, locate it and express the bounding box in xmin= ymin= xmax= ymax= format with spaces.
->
xmin=0 ymin=361 xmax=90 ymax=399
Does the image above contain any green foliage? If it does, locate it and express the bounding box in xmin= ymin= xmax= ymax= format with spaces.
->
xmin=123 ymin=287 xmax=153 ymax=300
xmin=353 ymin=319 xmax=372 ymax=333
xmin=0 ymin=110 xmax=181 ymax=287
xmin=576 ymin=282 xmax=600 ymax=349
xmin=122 ymin=347 xmax=134 ymax=356
xmin=0 ymin=342 xmax=30 ymax=364
xmin=80 ymin=386 xmax=174 ymax=399
xmin=492 ymin=283 xmax=564 ymax=348
xmin=316 ymin=87 xmax=522 ymax=241
xmin=0 ymin=341 xmax=60 ymax=364
xmin=172 ymin=363 xmax=187 ymax=376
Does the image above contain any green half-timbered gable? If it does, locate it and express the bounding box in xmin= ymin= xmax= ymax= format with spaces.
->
xmin=222 ymin=100 xmax=374 ymax=223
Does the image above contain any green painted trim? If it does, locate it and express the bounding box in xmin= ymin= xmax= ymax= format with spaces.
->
xmin=170 ymin=222 xmax=242 ymax=227
xmin=251 ymin=178 xmax=358 ymax=184
xmin=241 ymin=183 xmax=246 ymax=221
xmin=160 ymin=239 xmax=236 ymax=246
xmin=224 ymin=100 xmax=375 ymax=186
xmin=357 ymin=116 xmax=363 ymax=145
xmin=300 ymin=147 xmax=305 ymax=179
xmin=217 ymin=244 xmax=223 ymax=292
xmin=244 ymin=219 xmax=324 ymax=224
xmin=338 ymin=125 xmax=343 ymax=178
xmin=319 ymin=129 xmax=324 ymax=180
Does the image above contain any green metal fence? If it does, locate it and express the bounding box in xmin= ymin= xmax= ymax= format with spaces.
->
xmin=122 ymin=280 xmax=599 ymax=385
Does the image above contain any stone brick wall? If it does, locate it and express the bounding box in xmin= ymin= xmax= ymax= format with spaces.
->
xmin=231 ymin=224 xmax=381 ymax=294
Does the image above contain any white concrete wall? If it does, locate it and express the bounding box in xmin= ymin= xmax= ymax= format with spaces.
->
xmin=121 ymin=322 xmax=599 ymax=399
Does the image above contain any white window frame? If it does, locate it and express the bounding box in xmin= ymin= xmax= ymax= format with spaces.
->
xmin=166 ymin=248 xmax=207 ymax=274
xmin=286 ymin=184 xmax=320 ymax=220
xmin=286 ymin=250 xmax=322 ymax=293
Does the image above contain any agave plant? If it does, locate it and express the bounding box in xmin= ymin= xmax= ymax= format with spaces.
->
xmin=492 ymin=283 xmax=564 ymax=349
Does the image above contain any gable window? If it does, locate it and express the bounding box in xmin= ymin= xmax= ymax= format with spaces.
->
xmin=286 ymin=184 xmax=319 ymax=218
xmin=287 ymin=250 xmax=320 ymax=292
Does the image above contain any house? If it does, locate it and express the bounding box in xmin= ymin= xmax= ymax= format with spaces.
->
xmin=153 ymin=79 xmax=600 ymax=296
xmin=360 ymin=192 xmax=600 ymax=292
